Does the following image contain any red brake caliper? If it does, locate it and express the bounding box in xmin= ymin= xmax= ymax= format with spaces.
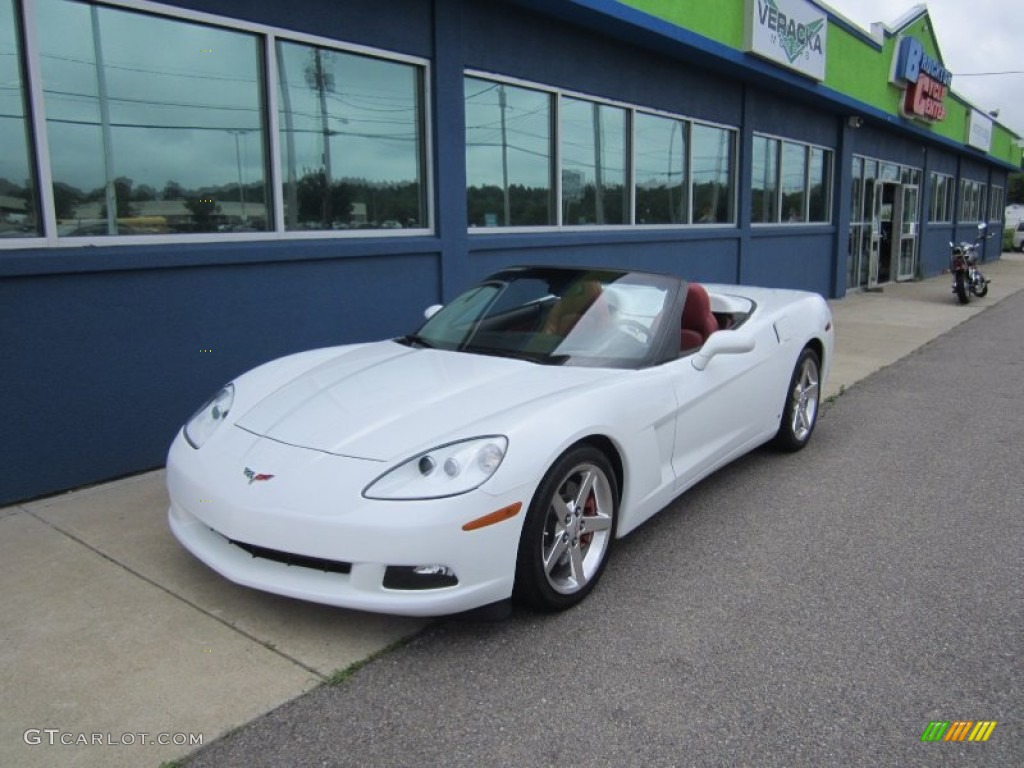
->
xmin=580 ymin=490 xmax=597 ymax=549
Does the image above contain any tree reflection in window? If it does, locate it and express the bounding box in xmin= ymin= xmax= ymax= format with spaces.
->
xmin=561 ymin=97 xmax=628 ymax=226
xmin=465 ymin=77 xmax=553 ymax=227
xmin=751 ymin=135 xmax=779 ymax=224
xmin=690 ymin=123 xmax=735 ymax=225
xmin=277 ymin=41 xmax=426 ymax=231
xmin=634 ymin=112 xmax=687 ymax=225
xmin=36 ymin=0 xmax=268 ymax=236
xmin=780 ymin=142 xmax=807 ymax=222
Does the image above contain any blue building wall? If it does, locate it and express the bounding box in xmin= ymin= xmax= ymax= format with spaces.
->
xmin=0 ymin=0 xmax=1013 ymax=504
xmin=2 ymin=244 xmax=441 ymax=501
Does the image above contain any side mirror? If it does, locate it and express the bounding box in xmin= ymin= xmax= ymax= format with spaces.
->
xmin=424 ymin=304 xmax=443 ymax=320
xmin=691 ymin=332 xmax=756 ymax=371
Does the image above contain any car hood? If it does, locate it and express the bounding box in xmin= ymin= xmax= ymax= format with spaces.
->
xmin=234 ymin=341 xmax=615 ymax=461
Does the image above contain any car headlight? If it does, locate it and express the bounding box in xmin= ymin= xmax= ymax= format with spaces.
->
xmin=363 ymin=436 xmax=508 ymax=500
xmin=183 ymin=384 xmax=234 ymax=449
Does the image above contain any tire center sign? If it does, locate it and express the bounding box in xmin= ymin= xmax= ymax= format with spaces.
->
xmin=745 ymin=0 xmax=827 ymax=81
xmin=890 ymin=35 xmax=952 ymax=123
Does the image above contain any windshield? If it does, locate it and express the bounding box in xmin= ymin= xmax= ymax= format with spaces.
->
xmin=406 ymin=268 xmax=676 ymax=368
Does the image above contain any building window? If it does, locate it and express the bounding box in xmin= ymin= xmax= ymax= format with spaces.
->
xmin=464 ymin=74 xmax=738 ymax=229
xmin=808 ymin=147 xmax=831 ymax=222
xmin=0 ymin=0 xmax=38 ymax=238
xmin=633 ymin=112 xmax=687 ymax=225
xmin=780 ymin=141 xmax=806 ymax=222
xmin=988 ymin=185 xmax=1004 ymax=223
xmin=278 ymin=41 xmax=425 ymax=231
xmin=959 ymin=178 xmax=984 ymax=222
xmin=929 ymin=172 xmax=953 ymax=223
xmin=751 ymin=135 xmax=779 ymax=224
xmin=849 ymin=156 xmax=863 ymax=223
xmin=464 ymin=77 xmax=552 ymax=227
xmin=560 ymin=96 xmax=628 ymax=225
xmin=691 ymin=122 xmax=734 ymax=224
xmin=36 ymin=0 xmax=269 ymax=236
xmin=752 ymin=134 xmax=831 ymax=224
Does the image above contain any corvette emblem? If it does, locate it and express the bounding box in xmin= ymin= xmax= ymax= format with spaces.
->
xmin=243 ymin=467 xmax=275 ymax=485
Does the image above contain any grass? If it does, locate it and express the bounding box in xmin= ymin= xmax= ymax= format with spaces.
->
xmin=325 ymin=634 xmax=419 ymax=686
xmin=823 ymin=384 xmax=846 ymax=405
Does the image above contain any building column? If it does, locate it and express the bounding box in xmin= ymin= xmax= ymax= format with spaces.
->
xmin=736 ymin=84 xmax=754 ymax=285
xmin=830 ymin=116 xmax=856 ymax=299
xmin=432 ymin=0 xmax=470 ymax=301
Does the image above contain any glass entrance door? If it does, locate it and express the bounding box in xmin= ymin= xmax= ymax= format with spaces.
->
xmin=850 ymin=157 xmax=920 ymax=290
xmin=876 ymin=182 xmax=897 ymax=284
xmin=896 ymin=185 xmax=919 ymax=281
xmin=867 ymin=180 xmax=885 ymax=287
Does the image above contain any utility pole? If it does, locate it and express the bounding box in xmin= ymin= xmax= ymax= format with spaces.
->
xmin=308 ymin=49 xmax=334 ymax=227
xmin=90 ymin=6 xmax=117 ymax=234
xmin=499 ymin=85 xmax=510 ymax=226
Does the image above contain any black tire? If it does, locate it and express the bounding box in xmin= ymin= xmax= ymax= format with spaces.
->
xmin=513 ymin=445 xmax=618 ymax=611
xmin=771 ymin=347 xmax=821 ymax=452
xmin=972 ymin=276 xmax=988 ymax=298
xmin=954 ymin=272 xmax=969 ymax=304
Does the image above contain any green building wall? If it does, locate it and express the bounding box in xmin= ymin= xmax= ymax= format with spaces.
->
xmin=619 ymin=0 xmax=1021 ymax=167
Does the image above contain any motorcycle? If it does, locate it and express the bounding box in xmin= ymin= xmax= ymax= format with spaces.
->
xmin=950 ymin=223 xmax=991 ymax=305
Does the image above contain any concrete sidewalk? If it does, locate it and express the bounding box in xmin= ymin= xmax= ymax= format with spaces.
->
xmin=3 ymin=253 xmax=1023 ymax=768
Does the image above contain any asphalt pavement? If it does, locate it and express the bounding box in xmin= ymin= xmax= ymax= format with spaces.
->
xmin=182 ymin=275 xmax=1024 ymax=767
xmin=2 ymin=255 xmax=1022 ymax=768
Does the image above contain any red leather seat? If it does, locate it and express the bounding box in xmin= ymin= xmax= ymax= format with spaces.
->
xmin=681 ymin=283 xmax=718 ymax=350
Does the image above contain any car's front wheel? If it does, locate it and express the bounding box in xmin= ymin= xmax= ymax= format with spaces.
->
xmin=513 ymin=446 xmax=618 ymax=611
xmin=771 ymin=347 xmax=821 ymax=452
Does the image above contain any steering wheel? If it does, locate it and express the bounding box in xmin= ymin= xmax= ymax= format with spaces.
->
xmin=614 ymin=319 xmax=651 ymax=344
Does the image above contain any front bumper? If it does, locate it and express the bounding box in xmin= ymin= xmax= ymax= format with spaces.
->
xmin=166 ymin=429 xmax=530 ymax=616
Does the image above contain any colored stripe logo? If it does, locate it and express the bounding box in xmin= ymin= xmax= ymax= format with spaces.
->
xmin=920 ymin=721 xmax=997 ymax=742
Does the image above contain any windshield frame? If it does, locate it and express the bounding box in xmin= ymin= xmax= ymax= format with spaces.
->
xmin=400 ymin=266 xmax=685 ymax=370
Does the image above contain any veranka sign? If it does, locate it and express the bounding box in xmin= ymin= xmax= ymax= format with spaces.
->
xmin=745 ymin=0 xmax=827 ymax=81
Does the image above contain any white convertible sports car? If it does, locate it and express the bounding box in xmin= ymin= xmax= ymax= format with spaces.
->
xmin=167 ymin=266 xmax=833 ymax=616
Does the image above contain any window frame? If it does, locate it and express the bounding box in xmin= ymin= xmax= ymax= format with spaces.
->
xmin=687 ymin=118 xmax=737 ymax=227
xmin=928 ymin=171 xmax=954 ymax=224
xmin=464 ymin=75 xmax=556 ymax=228
xmin=751 ymin=131 xmax=833 ymax=225
xmin=4 ymin=0 xmax=433 ymax=250
xmin=559 ymin=93 xmax=632 ymax=227
xmin=988 ymin=184 xmax=1004 ymax=224
xmin=631 ymin=109 xmax=689 ymax=226
xmin=464 ymin=69 xmax=739 ymax=233
xmin=959 ymin=178 xmax=985 ymax=223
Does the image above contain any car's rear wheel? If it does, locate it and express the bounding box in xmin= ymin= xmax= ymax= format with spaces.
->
xmin=771 ymin=347 xmax=820 ymax=452
xmin=513 ymin=446 xmax=618 ymax=611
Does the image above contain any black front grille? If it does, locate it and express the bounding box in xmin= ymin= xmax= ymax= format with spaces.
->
xmin=229 ymin=539 xmax=352 ymax=574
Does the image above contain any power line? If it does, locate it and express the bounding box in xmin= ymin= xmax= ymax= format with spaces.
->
xmin=952 ymin=71 xmax=1024 ymax=77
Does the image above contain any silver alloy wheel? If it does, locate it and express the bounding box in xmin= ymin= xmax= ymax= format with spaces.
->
xmin=540 ymin=462 xmax=615 ymax=595
xmin=790 ymin=355 xmax=820 ymax=442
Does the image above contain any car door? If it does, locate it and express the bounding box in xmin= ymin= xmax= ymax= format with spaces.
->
xmin=668 ymin=322 xmax=782 ymax=492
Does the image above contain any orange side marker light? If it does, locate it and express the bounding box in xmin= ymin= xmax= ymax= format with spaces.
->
xmin=462 ymin=502 xmax=522 ymax=531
